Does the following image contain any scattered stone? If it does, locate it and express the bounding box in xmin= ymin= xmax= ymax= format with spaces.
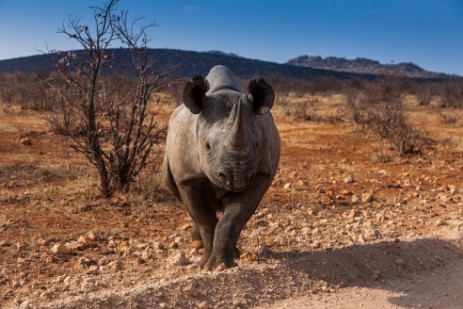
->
xmin=339 ymin=189 xmax=353 ymax=195
xmin=283 ymin=183 xmax=292 ymax=190
xmin=344 ymin=174 xmax=355 ymax=184
xmin=141 ymin=250 xmax=153 ymax=261
xmin=81 ymin=277 xmax=96 ymax=291
xmin=51 ymin=244 xmax=69 ymax=255
xmin=85 ymin=265 xmax=99 ymax=276
xmin=446 ymin=185 xmax=457 ymax=194
xmin=435 ymin=219 xmax=446 ymax=226
xmin=197 ymin=300 xmax=209 ymax=309
xmin=108 ymin=260 xmax=124 ymax=272
xmin=39 ymin=290 xmax=53 ymax=299
xmin=361 ymin=193 xmax=374 ymax=203
xmin=0 ymin=240 xmax=12 ymax=247
xmin=87 ymin=230 xmax=101 ymax=241
xmin=98 ymin=257 xmax=111 ymax=266
xmin=65 ymin=241 xmax=85 ymax=251
xmin=19 ymin=137 xmax=32 ymax=146
xmin=79 ymin=257 xmax=97 ymax=268
xmin=169 ymin=252 xmax=190 ymax=266
xmin=351 ymin=194 xmax=360 ymax=204
xmin=183 ymin=282 xmax=200 ymax=297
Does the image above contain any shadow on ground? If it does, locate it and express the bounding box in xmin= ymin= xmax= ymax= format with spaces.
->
xmin=44 ymin=236 xmax=463 ymax=309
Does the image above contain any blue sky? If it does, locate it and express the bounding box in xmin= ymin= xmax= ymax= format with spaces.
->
xmin=0 ymin=0 xmax=462 ymax=75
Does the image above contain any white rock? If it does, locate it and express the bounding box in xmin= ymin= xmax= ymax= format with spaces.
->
xmin=108 ymin=260 xmax=124 ymax=272
xmin=169 ymin=252 xmax=190 ymax=266
xmin=51 ymin=244 xmax=69 ymax=255
xmin=344 ymin=174 xmax=355 ymax=183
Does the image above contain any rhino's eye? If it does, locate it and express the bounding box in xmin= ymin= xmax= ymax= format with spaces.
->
xmin=205 ymin=143 xmax=211 ymax=150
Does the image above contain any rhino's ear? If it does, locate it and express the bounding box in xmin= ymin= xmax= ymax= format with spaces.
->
xmin=183 ymin=76 xmax=209 ymax=114
xmin=248 ymin=78 xmax=275 ymax=115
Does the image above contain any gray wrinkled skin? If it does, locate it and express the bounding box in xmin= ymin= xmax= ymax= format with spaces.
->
xmin=162 ymin=65 xmax=280 ymax=271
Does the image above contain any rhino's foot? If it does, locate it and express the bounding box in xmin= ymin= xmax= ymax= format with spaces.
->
xmin=202 ymin=251 xmax=238 ymax=272
xmin=203 ymin=259 xmax=237 ymax=272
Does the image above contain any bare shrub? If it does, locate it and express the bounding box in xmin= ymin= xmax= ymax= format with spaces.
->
xmin=52 ymin=0 xmax=171 ymax=196
xmin=439 ymin=79 xmax=463 ymax=108
xmin=0 ymin=71 xmax=58 ymax=111
xmin=292 ymin=101 xmax=318 ymax=121
xmin=345 ymin=78 xmax=420 ymax=155
xmin=438 ymin=112 xmax=458 ymax=125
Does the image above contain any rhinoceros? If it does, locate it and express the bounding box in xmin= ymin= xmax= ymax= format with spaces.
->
xmin=162 ymin=65 xmax=280 ymax=271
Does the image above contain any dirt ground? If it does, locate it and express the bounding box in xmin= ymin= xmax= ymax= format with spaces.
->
xmin=1 ymin=92 xmax=463 ymax=308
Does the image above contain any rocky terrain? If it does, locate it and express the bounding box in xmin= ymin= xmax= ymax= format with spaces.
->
xmin=1 ymin=92 xmax=463 ymax=308
xmin=286 ymin=55 xmax=449 ymax=79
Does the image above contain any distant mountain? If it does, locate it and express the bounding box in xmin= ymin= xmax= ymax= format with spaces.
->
xmin=286 ymin=55 xmax=448 ymax=79
xmin=0 ymin=48 xmax=454 ymax=81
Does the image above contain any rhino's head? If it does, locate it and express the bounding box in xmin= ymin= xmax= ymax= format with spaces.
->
xmin=183 ymin=75 xmax=275 ymax=192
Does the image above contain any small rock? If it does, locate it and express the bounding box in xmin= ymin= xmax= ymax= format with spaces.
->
xmin=39 ymin=290 xmax=52 ymax=299
xmin=107 ymin=239 xmax=117 ymax=248
xmin=183 ymin=282 xmax=200 ymax=297
xmin=108 ymin=260 xmax=124 ymax=272
xmin=435 ymin=219 xmax=446 ymax=226
xmin=289 ymin=171 xmax=298 ymax=179
xmin=0 ymin=240 xmax=12 ymax=247
xmin=152 ymin=241 xmax=165 ymax=251
xmin=339 ymin=189 xmax=353 ymax=195
xmin=344 ymin=174 xmax=355 ymax=184
xmin=446 ymin=185 xmax=457 ymax=194
xmin=98 ymin=257 xmax=111 ymax=266
xmin=87 ymin=230 xmax=100 ymax=241
xmin=81 ymin=277 xmax=96 ymax=291
xmin=85 ymin=265 xmax=99 ymax=276
xmin=51 ymin=244 xmax=69 ymax=255
xmin=65 ymin=241 xmax=85 ymax=251
xmin=141 ymin=250 xmax=153 ymax=261
xmin=283 ymin=183 xmax=292 ymax=190
xmin=169 ymin=252 xmax=190 ymax=266
xmin=351 ymin=194 xmax=360 ymax=204
xmin=395 ymin=258 xmax=405 ymax=266
xmin=197 ymin=300 xmax=209 ymax=309
xmin=19 ymin=137 xmax=32 ymax=146
xmin=79 ymin=257 xmax=97 ymax=268
xmin=63 ymin=276 xmax=72 ymax=286
xmin=361 ymin=193 xmax=374 ymax=203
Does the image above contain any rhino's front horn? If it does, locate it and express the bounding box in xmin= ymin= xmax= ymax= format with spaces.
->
xmin=225 ymin=99 xmax=250 ymax=152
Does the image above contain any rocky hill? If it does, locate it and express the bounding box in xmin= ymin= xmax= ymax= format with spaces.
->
xmin=0 ymin=49 xmax=454 ymax=80
xmin=286 ymin=55 xmax=448 ymax=79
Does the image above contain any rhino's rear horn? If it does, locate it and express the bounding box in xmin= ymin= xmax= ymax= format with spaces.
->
xmin=248 ymin=78 xmax=275 ymax=115
xmin=184 ymin=76 xmax=209 ymax=114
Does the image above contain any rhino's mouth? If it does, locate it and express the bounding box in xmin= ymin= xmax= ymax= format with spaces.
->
xmin=215 ymin=171 xmax=256 ymax=192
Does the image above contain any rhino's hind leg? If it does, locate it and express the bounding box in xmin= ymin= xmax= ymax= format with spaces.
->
xmin=191 ymin=223 xmax=203 ymax=249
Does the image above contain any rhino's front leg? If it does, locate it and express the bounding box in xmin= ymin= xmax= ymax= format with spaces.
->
xmin=204 ymin=174 xmax=270 ymax=271
xmin=178 ymin=184 xmax=218 ymax=268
